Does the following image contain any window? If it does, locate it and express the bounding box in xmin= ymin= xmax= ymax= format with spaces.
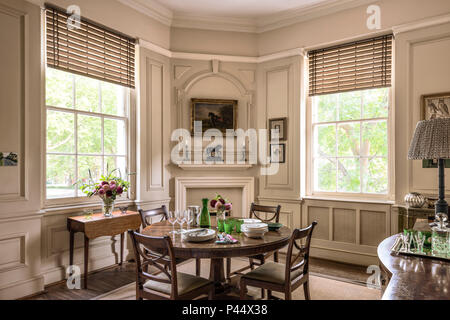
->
xmin=46 ymin=68 xmax=129 ymax=200
xmin=311 ymin=87 xmax=389 ymax=195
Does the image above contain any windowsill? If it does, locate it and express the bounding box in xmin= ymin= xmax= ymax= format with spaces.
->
xmin=303 ymin=195 xmax=395 ymax=205
xmin=43 ymin=199 xmax=135 ymax=216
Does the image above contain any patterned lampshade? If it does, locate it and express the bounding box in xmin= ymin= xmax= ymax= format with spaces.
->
xmin=408 ymin=118 xmax=450 ymax=160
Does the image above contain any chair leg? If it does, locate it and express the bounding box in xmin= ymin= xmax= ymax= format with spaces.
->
xmin=285 ymin=291 xmax=292 ymax=301
xmin=267 ymin=290 xmax=272 ymax=299
xmin=226 ymin=258 xmax=231 ymax=281
xmin=260 ymin=288 xmax=265 ymax=300
xmin=240 ymin=279 xmax=248 ymax=300
xmin=249 ymin=258 xmax=255 ymax=270
xmin=195 ymin=259 xmax=201 ymax=277
xmin=303 ymin=282 xmax=311 ymax=300
xmin=208 ymin=286 xmax=215 ymax=300
xmin=274 ymin=251 xmax=279 ymax=263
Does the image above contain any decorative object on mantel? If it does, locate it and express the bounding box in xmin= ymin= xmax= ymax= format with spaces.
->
xmin=206 ymin=145 xmax=223 ymax=162
xmin=425 ymin=197 xmax=438 ymax=209
xmin=191 ymin=98 xmax=237 ymax=135
xmin=0 ymin=152 xmax=18 ymax=166
xmin=404 ymin=192 xmax=426 ymax=208
xmin=269 ymin=118 xmax=288 ymax=141
xmin=408 ymin=118 xmax=450 ymax=218
xmin=78 ymin=169 xmax=132 ymax=218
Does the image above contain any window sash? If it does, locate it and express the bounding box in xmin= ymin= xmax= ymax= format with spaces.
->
xmin=45 ymin=71 xmax=130 ymax=200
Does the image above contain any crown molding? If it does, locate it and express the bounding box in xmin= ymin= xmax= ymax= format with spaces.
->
xmin=119 ymin=0 xmax=378 ymax=34
xmin=138 ymin=39 xmax=304 ymax=63
xmin=392 ymin=12 xmax=450 ymax=35
xmin=116 ymin=0 xmax=172 ymax=26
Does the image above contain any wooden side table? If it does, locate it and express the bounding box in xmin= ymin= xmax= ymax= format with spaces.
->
xmin=67 ymin=211 xmax=141 ymax=289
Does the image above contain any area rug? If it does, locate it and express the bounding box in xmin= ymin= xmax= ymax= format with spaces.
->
xmin=93 ymin=258 xmax=380 ymax=300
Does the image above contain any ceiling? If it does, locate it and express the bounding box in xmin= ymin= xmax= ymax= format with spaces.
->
xmin=151 ymin=0 xmax=331 ymax=18
xmin=118 ymin=0 xmax=374 ymax=33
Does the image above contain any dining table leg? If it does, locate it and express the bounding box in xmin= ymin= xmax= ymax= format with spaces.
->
xmin=209 ymin=258 xmax=226 ymax=291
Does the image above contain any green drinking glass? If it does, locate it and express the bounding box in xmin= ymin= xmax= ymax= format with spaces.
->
xmin=235 ymin=219 xmax=244 ymax=233
xmin=224 ymin=219 xmax=235 ymax=234
xmin=217 ymin=218 xmax=225 ymax=233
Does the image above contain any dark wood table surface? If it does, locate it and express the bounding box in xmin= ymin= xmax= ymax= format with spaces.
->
xmin=378 ymin=234 xmax=450 ymax=300
xmin=67 ymin=210 xmax=141 ymax=289
xmin=142 ymin=220 xmax=292 ymax=290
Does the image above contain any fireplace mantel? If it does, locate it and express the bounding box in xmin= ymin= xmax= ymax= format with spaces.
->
xmin=175 ymin=177 xmax=255 ymax=215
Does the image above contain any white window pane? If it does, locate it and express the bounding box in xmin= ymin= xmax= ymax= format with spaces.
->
xmin=362 ymin=157 xmax=388 ymax=194
xmin=46 ymin=68 xmax=73 ymax=109
xmin=338 ymin=91 xmax=362 ymax=121
xmin=104 ymin=119 xmax=126 ymax=155
xmin=101 ymin=82 xmax=126 ymax=116
xmin=78 ymin=156 xmax=102 ymax=186
xmin=78 ymin=115 xmax=102 ymax=154
xmin=338 ymin=123 xmax=360 ymax=157
xmin=363 ymin=88 xmax=389 ymax=119
xmin=315 ymin=124 xmax=336 ymax=157
xmin=362 ymin=120 xmax=388 ymax=157
xmin=313 ymin=94 xmax=337 ymax=123
xmin=47 ymin=110 xmax=75 ymax=153
xmin=315 ymin=158 xmax=336 ymax=192
xmin=46 ymin=155 xmax=76 ymax=199
xmin=75 ymin=75 xmax=100 ymax=112
xmin=337 ymin=158 xmax=361 ymax=193
xmin=105 ymin=156 xmax=127 ymax=178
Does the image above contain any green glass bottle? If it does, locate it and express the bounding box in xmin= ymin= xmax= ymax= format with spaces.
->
xmin=199 ymin=198 xmax=211 ymax=229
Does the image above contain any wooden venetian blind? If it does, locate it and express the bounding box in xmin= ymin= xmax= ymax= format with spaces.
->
xmin=46 ymin=5 xmax=136 ymax=88
xmin=308 ymin=34 xmax=393 ymax=96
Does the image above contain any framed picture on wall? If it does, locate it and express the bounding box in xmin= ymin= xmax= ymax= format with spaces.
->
xmin=421 ymin=93 xmax=450 ymax=168
xmin=191 ymin=99 xmax=237 ymax=135
xmin=270 ymin=144 xmax=286 ymax=164
xmin=269 ymin=118 xmax=287 ymax=141
xmin=0 ymin=152 xmax=18 ymax=167
xmin=421 ymin=92 xmax=450 ymax=120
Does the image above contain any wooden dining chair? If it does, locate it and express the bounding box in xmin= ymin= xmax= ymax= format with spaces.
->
xmin=138 ymin=206 xmax=201 ymax=276
xmin=226 ymin=203 xmax=281 ymax=294
xmin=128 ymin=230 xmax=215 ymax=300
xmin=239 ymin=221 xmax=317 ymax=300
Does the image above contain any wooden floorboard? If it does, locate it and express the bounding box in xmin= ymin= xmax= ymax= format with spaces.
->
xmin=26 ymin=258 xmax=368 ymax=300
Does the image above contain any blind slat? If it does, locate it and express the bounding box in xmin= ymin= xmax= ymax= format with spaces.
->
xmin=308 ymin=34 xmax=393 ymax=96
xmin=45 ymin=5 xmax=135 ymax=89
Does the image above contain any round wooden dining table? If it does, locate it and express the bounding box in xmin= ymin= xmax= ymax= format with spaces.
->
xmin=142 ymin=220 xmax=292 ymax=291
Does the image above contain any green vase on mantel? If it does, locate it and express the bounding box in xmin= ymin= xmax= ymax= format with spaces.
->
xmin=199 ymin=198 xmax=211 ymax=229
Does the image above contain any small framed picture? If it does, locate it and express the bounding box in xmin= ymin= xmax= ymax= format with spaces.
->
xmin=0 ymin=152 xmax=18 ymax=167
xmin=269 ymin=118 xmax=287 ymax=141
xmin=270 ymin=144 xmax=286 ymax=164
xmin=421 ymin=92 xmax=450 ymax=120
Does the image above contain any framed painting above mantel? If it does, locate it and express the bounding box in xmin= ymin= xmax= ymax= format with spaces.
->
xmin=191 ymin=98 xmax=237 ymax=135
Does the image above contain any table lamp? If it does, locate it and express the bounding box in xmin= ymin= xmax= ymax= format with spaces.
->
xmin=408 ymin=118 xmax=450 ymax=218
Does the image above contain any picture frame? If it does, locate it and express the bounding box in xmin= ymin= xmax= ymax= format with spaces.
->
xmin=269 ymin=118 xmax=288 ymax=141
xmin=0 ymin=152 xmax=18 ymax=167
xmin=421 ymin=92 xmax=450 ymax=121
xmin=191 ymin=98 xmax=237 ymax=135
xmin=421 ymin=93 xmax=450 ymax=168
xmin=270 ymin=144 xmax=286 ymax=164
xmin=206 ymin=145 xmax=223 ymax=162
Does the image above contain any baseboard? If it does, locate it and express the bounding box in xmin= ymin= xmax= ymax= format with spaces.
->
xmin=311 ymin=247 xmax=378 ymax=266
xmin=42 ymin=253 xmax=128 ymax=286
xmin=0 ymin=276 xmax=44 ymax=300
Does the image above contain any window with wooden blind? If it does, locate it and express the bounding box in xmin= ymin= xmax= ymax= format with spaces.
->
xmin=45 ymin=4 xmax=136 ymax=88
xmin=308 ymin=35 xmax=393 ymax=198
xmin=308 ymin=34 xmax=392 ymax=96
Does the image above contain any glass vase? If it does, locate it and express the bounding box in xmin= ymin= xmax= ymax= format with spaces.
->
xmin=199 ymin=198 xmax=211 ymax=228
xmin=102 ymin=198 xmax=115 ymax=218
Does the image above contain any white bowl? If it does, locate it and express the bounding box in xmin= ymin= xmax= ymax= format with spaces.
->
xmin=243 ymin=230 xmax=268 ymax=239
xmin=182 ymin=229 xmax=216 ymax=242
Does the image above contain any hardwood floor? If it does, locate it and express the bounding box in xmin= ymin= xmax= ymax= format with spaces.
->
xmin=25 ymin=258 xmax=368 ymax=300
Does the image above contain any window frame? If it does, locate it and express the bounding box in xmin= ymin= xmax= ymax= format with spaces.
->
xmin=43 ymin=67 xmax=136 ymax=207
xmin=306 ymin=87 xmax=394 ymax=201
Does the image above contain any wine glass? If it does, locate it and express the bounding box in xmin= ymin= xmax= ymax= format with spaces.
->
xmin=168 ymin=211 xmax=177 ymax=234
xmin=186 ymin=210 xmax=194 ymax=229
xmin=177 ymin=210 xmax=186 ymax=232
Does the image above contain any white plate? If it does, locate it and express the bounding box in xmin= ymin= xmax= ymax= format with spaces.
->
xmin=242 ymin=223 xmax=268 ymax=231
xmin=241 ymin=219 xmax=262 ymax=224
xmin=182 ymin=229 xmax=216 ymax=243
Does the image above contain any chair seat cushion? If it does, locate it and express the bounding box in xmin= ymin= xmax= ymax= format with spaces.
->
xmin=144 ymin=272 xmax=212 ymax=296
xmin=242 ymin=262 xmax=304 ymax=285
